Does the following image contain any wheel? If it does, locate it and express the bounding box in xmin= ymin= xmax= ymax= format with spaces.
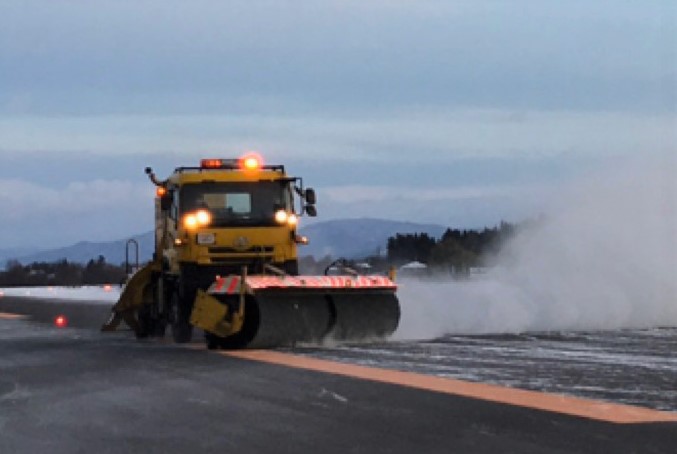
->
xmin=135 ymin=305 xmax=152 ymax=339
xmin=170 ymin=280 xmax=195 ymax=343
xmin=170 ymin=291 xmax=193 ymax=343
xmin=205 ymin=333 xmax=221 ymax=350
xmin=151 ymin=277 xmax=173 ymax=338
xmin=135 ymin=279 xmax=166 ymax=338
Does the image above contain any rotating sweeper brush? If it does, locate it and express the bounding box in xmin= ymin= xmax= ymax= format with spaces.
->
xmin=194 ymin=273 xmax=400 ymax=349
xmin=101 ymin=154 xmax=400 ymax=348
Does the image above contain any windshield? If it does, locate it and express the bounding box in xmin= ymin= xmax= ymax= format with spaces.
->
xmin=180 ymin=181 xmax=293 ymax=227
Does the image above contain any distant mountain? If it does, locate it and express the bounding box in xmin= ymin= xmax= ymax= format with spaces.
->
xmin=9 ymin=218 xmax=446 ymax=265
xmin=14 ymin=232 xmax=155 ymax=266
xmin=298 ymin=218 xmax=446 ymax=259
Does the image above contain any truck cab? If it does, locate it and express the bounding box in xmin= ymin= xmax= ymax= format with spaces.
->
xmin=151 ymin=154 xmax=316 ymax=341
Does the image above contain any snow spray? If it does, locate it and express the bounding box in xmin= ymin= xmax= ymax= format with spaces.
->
xmin=396 ymin=154 xmax=677 ymax=339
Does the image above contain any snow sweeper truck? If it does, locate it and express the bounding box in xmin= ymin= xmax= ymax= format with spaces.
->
xmin=101 ymin=154 xmax=400 ymax=349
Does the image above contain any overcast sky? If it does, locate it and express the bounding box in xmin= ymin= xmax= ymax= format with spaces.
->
xmin=1 ymin=1 xmax=675 ymax=248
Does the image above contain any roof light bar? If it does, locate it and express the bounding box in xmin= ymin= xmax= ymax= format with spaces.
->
xmin=200 ymin=154 xmax=264 ymax=171
xmin=200 ymin=158 xmax=237 ymax=169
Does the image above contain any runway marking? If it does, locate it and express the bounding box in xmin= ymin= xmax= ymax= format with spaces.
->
xmin=0 ymin=312 xmax=29 ymax=320
xmin=223 ymin=350 xmax=677 ymax=424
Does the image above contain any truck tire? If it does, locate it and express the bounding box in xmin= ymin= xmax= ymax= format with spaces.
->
xmin=149 ymin=277 xmax=169 ymax=337
xmin=204 ymin=333 xmax=221 ymax=350
xmin=135 ymin=305 xmax=152 ymax=339
xmin=137 ymin=305 xmax=167 ymax=338
xmin=170 ymin=280 xmax=194 ymax=343
xmin=135 ymin=278 xmax=166 ymax=338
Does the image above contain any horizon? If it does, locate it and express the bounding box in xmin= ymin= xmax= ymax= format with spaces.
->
xmin=1 ymin=216 xmax=508 ymax=260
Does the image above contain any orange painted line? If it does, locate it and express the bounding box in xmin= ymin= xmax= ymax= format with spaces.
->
xmin=222 ymin=350 xmax=677 ymax=424
xmin=0 ymin=312 xmax=29 ymax=320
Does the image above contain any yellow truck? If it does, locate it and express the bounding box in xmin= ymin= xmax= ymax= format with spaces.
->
xmin=102 ymin=154 xmax=400 ymax=349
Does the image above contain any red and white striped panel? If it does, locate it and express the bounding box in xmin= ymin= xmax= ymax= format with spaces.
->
xmin=209 ymin=275 xmax=397 ymax=294
xmin=246 ymin=275 xmax=397 ymax=290
xmin=209 ymin=276 xmax=242 ymax=295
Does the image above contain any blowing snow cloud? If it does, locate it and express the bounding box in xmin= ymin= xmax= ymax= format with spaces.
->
xmin=396 ymin=153 xmax=677 ymax=339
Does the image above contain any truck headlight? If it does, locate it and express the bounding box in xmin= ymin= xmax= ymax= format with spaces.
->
xmin=196 ymin=209 xmax=211 ymax=225
xmin=183 ymin=209 xmax=212 ymax=230
xmin=275 ymin=210 xmax=288 ymax=224
xmin=184 ymin=214 xmax=198 ymax=230
xmin=275 ymin=210 xmax=298 ymax=226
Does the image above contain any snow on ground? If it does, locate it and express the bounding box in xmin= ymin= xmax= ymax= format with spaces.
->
xmin=0 ymin=286 xmax=121 ymax=303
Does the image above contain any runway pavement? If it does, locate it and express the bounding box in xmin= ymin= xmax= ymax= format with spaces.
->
xmin=1 ymin=295 xmax=675 ymax=453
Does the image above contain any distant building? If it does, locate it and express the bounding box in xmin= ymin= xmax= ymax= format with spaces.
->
xmin=399 ymin=261 xmax=428 ymax=277
xmin=354 ymin=262 xmax=372 ymax=273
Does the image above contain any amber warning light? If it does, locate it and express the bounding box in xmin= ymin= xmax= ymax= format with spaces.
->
xmin=240 ymin=153 xmax=262 ymax=171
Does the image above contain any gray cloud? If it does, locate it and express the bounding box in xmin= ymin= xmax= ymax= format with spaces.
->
xmin=0 ymin=178 xmax=152 ymax=248
xmin=0 ymin=110 xmax=672 ymax=161
xmin=1 ymin=1 xmax=674 ymax=115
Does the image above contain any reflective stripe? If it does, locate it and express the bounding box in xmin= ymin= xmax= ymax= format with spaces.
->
xmin=245 ymin=275 xmax=397 ymax=290
xmin=213 ymin=278 xmax=226 ymax=292
xmin=210 ymin=276 xmax=241 ymax=295
xmin=226 ymin=277 xmax=240 ymax=294
xmin=210 ymin=275 xmax=396 ymax=293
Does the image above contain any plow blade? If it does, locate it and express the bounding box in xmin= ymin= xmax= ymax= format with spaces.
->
xmin=101 ymin=262 xmax=157 ymax=333
xmin=202 ymin=276 xmax=400 ymax=349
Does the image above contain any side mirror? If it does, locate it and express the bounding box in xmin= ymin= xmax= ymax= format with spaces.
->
xmin=160 ymin=191 xmax=173 ymax=211
xmin=305 ymin=205 xmax=317 ymax=217
xmin=305 ymin=188 xmax=317 ymax=205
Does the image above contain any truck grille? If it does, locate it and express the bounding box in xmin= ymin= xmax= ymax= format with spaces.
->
xmin=208 ymin=246 xmax=275 ymax=254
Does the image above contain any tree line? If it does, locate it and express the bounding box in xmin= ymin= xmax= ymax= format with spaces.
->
xmin=300 ymin=220 xmax=533 ymax=276
xmin=0 ymin=256 xmax=127 ymax=287
xmin=386 ymin=221 xmax=528 ymax=275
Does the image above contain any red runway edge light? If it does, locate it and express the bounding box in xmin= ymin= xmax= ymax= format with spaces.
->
xmin=54 ymin=315 xmax=68 ymax=328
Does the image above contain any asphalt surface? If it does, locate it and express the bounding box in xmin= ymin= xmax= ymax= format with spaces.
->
xmin=1 ymin=296 xmax=676 ymax=453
